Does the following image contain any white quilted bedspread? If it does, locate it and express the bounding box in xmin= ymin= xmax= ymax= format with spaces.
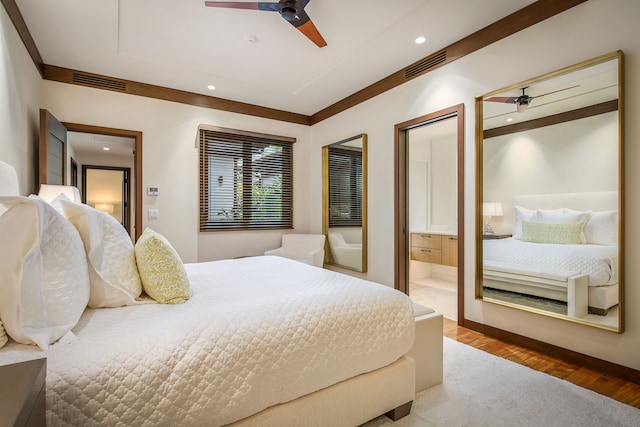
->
xmin=0 ymin=256 xmax=415 ymax=426
xmin=483 ymin=238 xmax=618 ymax=286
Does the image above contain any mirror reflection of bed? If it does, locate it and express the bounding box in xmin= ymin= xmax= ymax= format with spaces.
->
xmin=478 ymin=51 xmax=622 ymax=332
xmin=407 ymin=116 xmax=458 ymax=321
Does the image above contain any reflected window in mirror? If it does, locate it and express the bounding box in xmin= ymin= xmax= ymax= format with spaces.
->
xmin=475 ymin=51 xmax=623 ymax=333
xmin=322 ymin=134 xmax=367 ymax=272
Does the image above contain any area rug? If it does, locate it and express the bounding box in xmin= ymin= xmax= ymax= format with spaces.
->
xmin=362 ymin=337 xmax=639 ymax=426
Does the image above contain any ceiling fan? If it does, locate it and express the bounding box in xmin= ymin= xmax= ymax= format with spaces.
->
xmin=204 ymin=0 xmax=327 ymax=48
xmin=485 ymin=85 xmax=579 ymax=113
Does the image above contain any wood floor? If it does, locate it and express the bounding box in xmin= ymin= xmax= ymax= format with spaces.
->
xmin=443 ymin=318 xmax=640 ymax=409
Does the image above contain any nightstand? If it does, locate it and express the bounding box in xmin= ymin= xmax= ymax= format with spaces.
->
xmin=0 ymin=359 xmax=46 ymax=427
xmin=483 ymin=234 xmax=512 ymax=240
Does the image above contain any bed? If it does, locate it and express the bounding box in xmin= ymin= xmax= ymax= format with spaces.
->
xmin=0 ymin=160 xmax=442 ymax=426
xmin=483 ymin=192 xmax=619 ymax=317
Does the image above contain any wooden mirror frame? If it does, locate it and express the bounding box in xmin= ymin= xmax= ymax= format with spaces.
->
xmin=475 ymin=51 xmax=624 ymax=333
xmin=322 ymin=134 xmax=368 ymax=272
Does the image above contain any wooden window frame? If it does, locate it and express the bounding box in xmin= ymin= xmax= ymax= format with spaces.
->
xmin=199 ymin=126 xmax=295 ymax=232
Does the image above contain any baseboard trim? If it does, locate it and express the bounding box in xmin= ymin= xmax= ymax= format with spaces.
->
xmin=462 ymin=318 xmax=640 ymax=385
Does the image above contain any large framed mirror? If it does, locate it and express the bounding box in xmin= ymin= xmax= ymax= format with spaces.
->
xmin=322 ymin=134 xmax=367 ymax=272
xmin=475 ymin=51 xmax=623 ymax=332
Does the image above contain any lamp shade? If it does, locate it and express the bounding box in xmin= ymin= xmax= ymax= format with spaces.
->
xmin=38 ymin=184 xmax=81 ymax=203
xmin=482 ymin=202 xmax=503 ymax=217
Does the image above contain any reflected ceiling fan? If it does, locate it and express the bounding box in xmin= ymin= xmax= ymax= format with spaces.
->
xmin=204 ymin=0 xmax=327 ymax=48
xmin=485 ymin=85 xmax=579 ymax=113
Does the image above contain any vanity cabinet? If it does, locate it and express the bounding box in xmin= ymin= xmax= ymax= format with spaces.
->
xmin=410 ymin=233 xmax=457 ymax=267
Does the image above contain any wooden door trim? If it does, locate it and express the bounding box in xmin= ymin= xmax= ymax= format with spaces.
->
xmin=64 ymin=123 xmax=143 ymax=241
xmin=394 ymin=103 xmax=465 ymax=325
xmin=39 ymin=109 xmax=67 ymax=187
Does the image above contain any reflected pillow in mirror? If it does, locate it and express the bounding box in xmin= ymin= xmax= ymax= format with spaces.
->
xmin=583 ymin=210 xmax=618 ymax=246
xmin=535 ymin=209 xmax=590 ymax=243
xmin=513 ymin=206 xmax=537 ymax=240
xmin=521 ymin=221 xmax=585 ymax=245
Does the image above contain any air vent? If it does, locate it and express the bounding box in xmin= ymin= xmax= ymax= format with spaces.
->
xmin=72 ymin=72 xmax=127 ymax=92
xmin=405 ymin=50 xmax=447 ymax=80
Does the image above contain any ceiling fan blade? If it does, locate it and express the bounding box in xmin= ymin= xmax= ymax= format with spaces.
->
xmin=485 ymin=96 xmax=518 ymax=104
xmin=286 ymin=9 xmax=327 ymax=48
xmin=204 ymin=2 xmax=282 ymax=12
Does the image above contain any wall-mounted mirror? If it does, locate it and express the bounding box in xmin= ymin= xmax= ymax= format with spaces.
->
xmin=322 ymin=134 xmax=367 ymax=272
xmin=475 ymin=51 xmax=623 ymax=332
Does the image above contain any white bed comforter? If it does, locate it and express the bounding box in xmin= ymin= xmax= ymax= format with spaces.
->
xmin=483 ymin=238 xmax=618 ymax=286
xmin=0 ymin=256 xmax=415 ymax=426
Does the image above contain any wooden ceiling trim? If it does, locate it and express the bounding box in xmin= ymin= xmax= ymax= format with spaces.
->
xmin=3 ymin=0 xmax=586 ymax=126
xmin=1 ymin=0 xmax=44 ymax=77
xmin=310 ymin=0 xmax=588 ymax=125
xmin=43 ymin=65 xmax=311 ymax=126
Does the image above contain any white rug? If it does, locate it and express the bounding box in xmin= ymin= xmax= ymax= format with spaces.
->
xmin=363 ymin=338 xmax=640 ymax=426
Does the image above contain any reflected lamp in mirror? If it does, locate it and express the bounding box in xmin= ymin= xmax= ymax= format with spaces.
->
xmin=482 ymin=202 xmax=503 ymax=235
xmin=38 ymin=184 xmax=81 ymax=203
xmin=95 ymin=203 xmax=114 ymax=214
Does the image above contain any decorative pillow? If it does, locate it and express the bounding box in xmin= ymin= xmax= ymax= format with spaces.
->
xmin=0 ymin=196 xmax=90 ymax=349
xmin=60 ymin=200 xmax=142 ymax=308
xmin=513 ymin=206 xmax=537 ymax=240
xmin=0 ymin=321 xmax=8 ymax=349
xmin=583 ymin=210 xmax=618 ymax=245
xmin=521 ymin=220 xmax=585 ymax=245
xmin=135 ymin=228 xmax=191 ymax=304
xmin=535 ymin=209 xmax=591 ymax=243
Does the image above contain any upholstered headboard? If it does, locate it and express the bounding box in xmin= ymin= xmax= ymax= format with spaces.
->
xmin=0 ymin=160 xmax=19 ymax=197
xmin=513 ymin=191 xmax=618 ymax=212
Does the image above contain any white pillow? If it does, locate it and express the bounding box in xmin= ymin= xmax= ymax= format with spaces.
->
xmin=0 ymin=196 xmax=90 ymax=349
xmin=536 ymin=208 xmax=591 ymax=243
xmin=60 ymin=200 xmax=142 ymax=308
xmin=583 ymin=210 xmax=618 ymax=245
xmin=513 ymin=206 xmax=537 ymax=240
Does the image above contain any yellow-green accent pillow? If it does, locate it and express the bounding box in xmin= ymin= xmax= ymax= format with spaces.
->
xmin=521 ymin=221 xmax=584 ymax=245
xmin=135 ymin=228 xmax=191 ymax=304
xmin=0 ymin=320 xmax=8 ymax=349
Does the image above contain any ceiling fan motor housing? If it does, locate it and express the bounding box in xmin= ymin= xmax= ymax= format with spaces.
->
xmin=281 ymin=6 xmax=299 ymax=21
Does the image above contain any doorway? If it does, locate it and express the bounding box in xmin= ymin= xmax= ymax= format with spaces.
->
xmin=82 ymin=165 xmax=131 ymax=233
xmin=394 ymin=104 xmax=464 ymax=325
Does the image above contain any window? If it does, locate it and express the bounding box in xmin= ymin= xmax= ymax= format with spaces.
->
xmin=199 ymin=126 xmax=294 ymax=231
xmin=328 ymin=146 xmax=362 ymax=227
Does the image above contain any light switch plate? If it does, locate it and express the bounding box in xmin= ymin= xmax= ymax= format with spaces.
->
xmin=148 ymin=209 xmax=159 ymax=220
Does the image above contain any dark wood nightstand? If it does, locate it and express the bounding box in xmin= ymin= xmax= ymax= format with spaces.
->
xmin=0 ymin=359 xmax=46 ymax=427
xmin=483 ymin=234 xmax=512 ymax=240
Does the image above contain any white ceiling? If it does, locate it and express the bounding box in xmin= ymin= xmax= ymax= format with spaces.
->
xmin=16 ymin=0 xmax=536 ymax=116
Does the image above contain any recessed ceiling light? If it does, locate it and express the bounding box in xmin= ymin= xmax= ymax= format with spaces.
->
xmin=102 ymin=146 xmax=110 ymax=151
xmin=415 ymin=36 xmax=426 ymax=44
xmin=506 ymin=118 xmax=514 ymax=122
xmin=207 ymin=85 xmax=216 ymax=91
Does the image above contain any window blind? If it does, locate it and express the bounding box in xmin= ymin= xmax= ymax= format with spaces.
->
xmin=328 ymin=146 xmax=362 ymax=227
xmin=199 ymin=127 xmax=294 ymax=231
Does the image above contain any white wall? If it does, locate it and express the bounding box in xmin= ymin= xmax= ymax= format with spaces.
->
xmin=0 ymin=5 xmax=41 ymax=194
xmin=310 ymin=0 xmax=640 ymax=370
xmin=40 ymin=83 xmax=312 ymax=263
xmin=484 ymin=112 xmax=618 ymax=234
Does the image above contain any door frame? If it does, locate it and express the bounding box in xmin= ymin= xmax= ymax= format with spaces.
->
xmin=394 ymin=103 xmax=465 ymax=326
xmin=82 ymin=165 xmax=131 ymax=233
xmin=63 ymin=123 xmax=143 ymax=241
